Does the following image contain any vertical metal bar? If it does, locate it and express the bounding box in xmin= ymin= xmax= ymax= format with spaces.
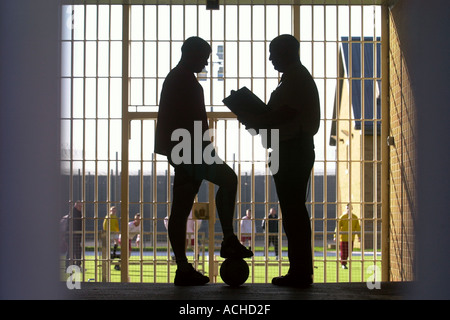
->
xmin=292 ymin=3 xmax=300 ymax=41
xmin=106 ymin=4 xmax=113 ymax=282
xmin=373 ymin=7 xmax=380 ymax=278
xmin=140 ymin=121 xmax=144 ymax=282
xmin=250 ymin=5 xmax=256 ymax=284
xmin=152 ymin=151 xmax=158 ymax=283
xmin=183 ymin=2 xmax=186 ymax=40
xmin=170 ymin=4 xmax=173 ymax=72
xmin=372 ymin=31 xmax=378 ymax=280
xmin=141 ymin=5 xmax=145 ymax=112
xmin=370 ymin=34 xmax=376 ymax=280
xmin=381 ymin=4 xmax=390 ymax=283
xmin=237 ymin=5 xmax=240 ymax=90
xmin=223 ymin=5 xmax=226 ymax=101
xmin=121 ymin=3 xmax=130 ymax=283
xmin=208 ymin=119 xmax=216 ymax=283
xmin=251 ymin=154 xmax=256 ymax=283
xmin=347 ymin=9 xmax=352 ymax=283
xmin=209 ymin=5 xmax=213 ymax=111
xmin=323 ymin=2 xmax=329 ymax=283
xmin=94 ymin=3 xmax=100 ymax=282
xmin=67 ymin=3 xmax=75 ymax=276
xmin=81 ymin=4 xmax=87 ymax=282
xmin=333 ymin=5 xmax=339 ymax=284
xmin=155 ymin=4 xmax=160 ymax=113
xmin=250 ymin=4 xmax=254 ymax=94
xmin=262 ymin=4 xmax=270 ymax=283
xmin=358 ymin=6 xmax=363 ymax=283
xmin=311 ymin=3 xmax=316 ymax=280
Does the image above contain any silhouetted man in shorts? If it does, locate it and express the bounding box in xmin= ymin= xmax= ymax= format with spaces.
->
xmin=155 ymin=37 xmax=253 ymax=286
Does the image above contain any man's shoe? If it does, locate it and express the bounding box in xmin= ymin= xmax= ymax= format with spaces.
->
xmin=220 ymin=235 xmax=253 ymax=259
xmin=174 ymin=264 xmax=210 ymax=286
xmin=272 ymin=273 xmax=312 ymax=288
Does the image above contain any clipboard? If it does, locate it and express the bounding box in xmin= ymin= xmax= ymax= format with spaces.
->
xmin=222 ymin=87 xmax=268 ymax=117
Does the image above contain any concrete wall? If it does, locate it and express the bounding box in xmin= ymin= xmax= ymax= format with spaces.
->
xmin=389 ymin=0 xmax=450 ymax=299
xmin=0 ymin=0 xmax=65 ymax=299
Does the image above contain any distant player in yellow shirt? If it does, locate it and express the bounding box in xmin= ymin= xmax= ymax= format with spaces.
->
xmin=103 ymin=206 xmax=120 ymax=259
xmin=334 ymin=204 xmax=361 ymax=269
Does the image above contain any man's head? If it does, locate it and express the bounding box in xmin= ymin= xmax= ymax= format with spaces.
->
xmin=134 ymin=213 xmax=141 ymax=226
xmin=74 ymin=201 xmax=83 ymax=211
xmin=180 ymin=36 xmax=212 ymax=73
xmin=269 ymin=208 xmax=277 ymax=216
xmin=269 ymin=34 xmax=300 ymax=73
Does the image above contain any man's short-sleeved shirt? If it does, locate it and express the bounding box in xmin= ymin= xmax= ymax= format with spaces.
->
xmin=267 ymin=62 xmax=320 ymax=141
xmin=155 ymin=64 xmax=209 ymax=156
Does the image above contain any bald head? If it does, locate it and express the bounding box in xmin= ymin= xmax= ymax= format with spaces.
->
xmin=269 ymin=34 xmax=300 ymax=72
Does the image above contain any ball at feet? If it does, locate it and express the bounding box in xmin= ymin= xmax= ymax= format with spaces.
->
xmin=220 ymin=258 xmax=249 ymax=287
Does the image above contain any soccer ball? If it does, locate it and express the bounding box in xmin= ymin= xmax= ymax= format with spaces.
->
xmin=220 ymin=258 xmax=249 ymax=287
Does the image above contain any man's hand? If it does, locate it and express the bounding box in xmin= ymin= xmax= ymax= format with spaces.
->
xmin=237 ymin=110 xmax=259 ymax=131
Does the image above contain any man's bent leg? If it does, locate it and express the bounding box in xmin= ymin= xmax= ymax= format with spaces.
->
xmin=198 ymin=160 xmax=252 ymax=258
xmin=202 ymin=161 xmax=237 ymax=238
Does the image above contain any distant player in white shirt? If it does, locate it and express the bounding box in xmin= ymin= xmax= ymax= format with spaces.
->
xmin=165 ymin=210 xmax=202 ymax=249
xmin=186 ymin=210 xmax=202 ymax=249
xmin=240 ymin=209 xmax=253 ymax=249
xmin=119 ymin=213 xmax=141 ymax=257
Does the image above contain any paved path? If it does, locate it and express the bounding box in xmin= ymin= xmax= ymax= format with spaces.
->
xmin=67 ymin=281 xmax=410 ymax=300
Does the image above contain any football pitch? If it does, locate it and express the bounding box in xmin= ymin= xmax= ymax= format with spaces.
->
xmin=71 ymin=250 xmax=382 ymax=284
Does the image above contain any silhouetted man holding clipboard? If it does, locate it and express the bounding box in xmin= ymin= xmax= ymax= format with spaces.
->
xmin=225 ymin=34 xmax=320 ymax=287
